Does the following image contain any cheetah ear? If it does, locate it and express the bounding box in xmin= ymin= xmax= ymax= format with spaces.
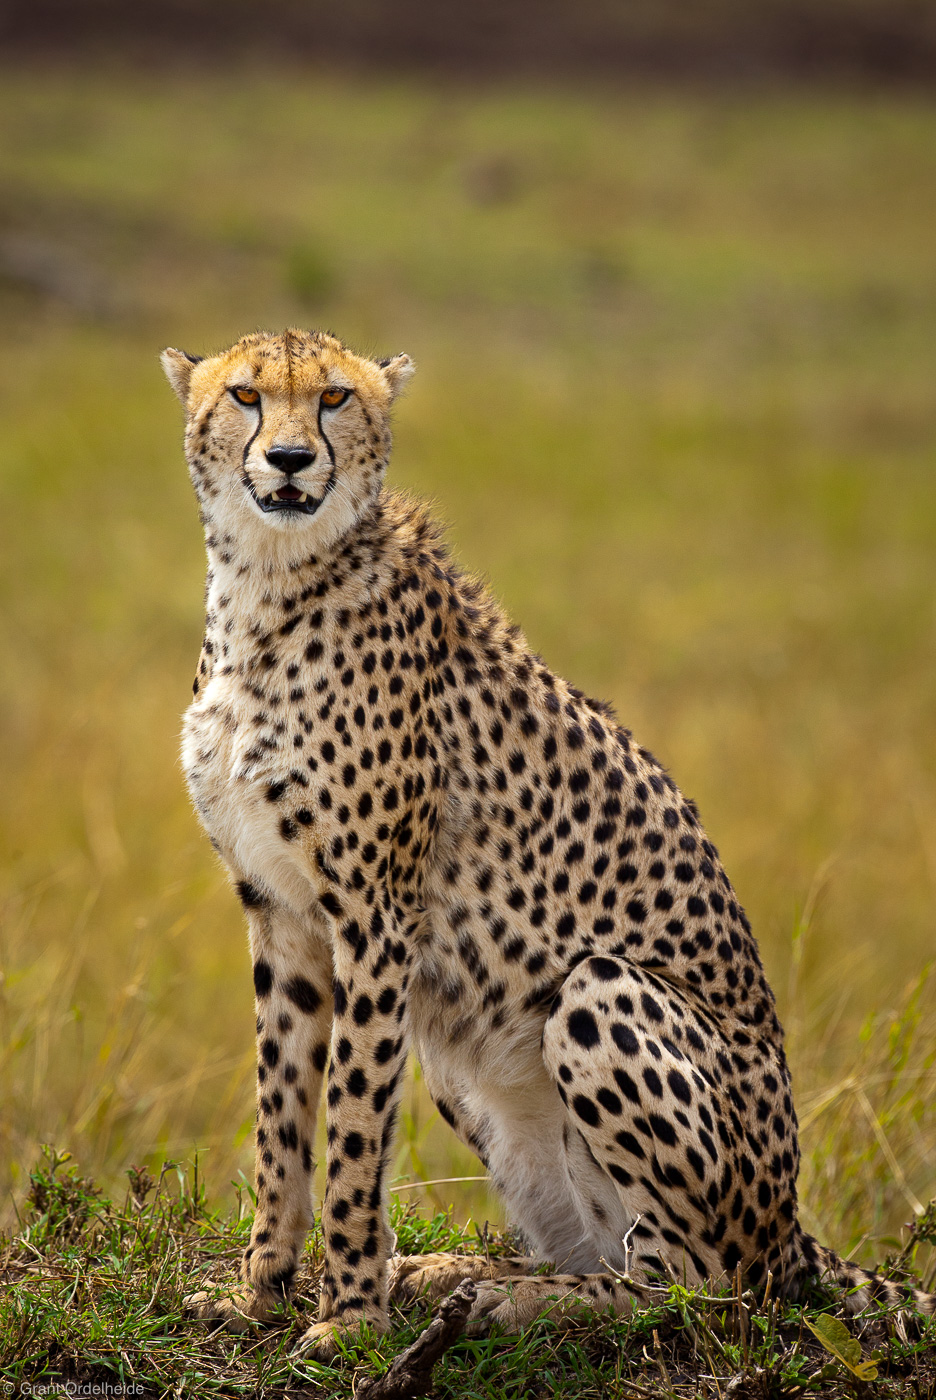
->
xmin=161 ymin=347 xmax=203 ymax=406
xmin=377 ymin=352 xmax=415 ymax=402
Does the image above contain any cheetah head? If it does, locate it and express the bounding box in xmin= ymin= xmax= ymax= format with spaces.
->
xmin=161 ymin=329 xmax=413 ymax=561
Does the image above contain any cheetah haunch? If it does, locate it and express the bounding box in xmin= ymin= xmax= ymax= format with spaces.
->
xmin=162 ymin=329 xmax=933 ymax=1357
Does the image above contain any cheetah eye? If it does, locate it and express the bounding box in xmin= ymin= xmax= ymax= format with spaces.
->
xmin=321 ymin=387 xmax=351 ymax=409
xmin=231 ymin=386 xmax=260 ymax=406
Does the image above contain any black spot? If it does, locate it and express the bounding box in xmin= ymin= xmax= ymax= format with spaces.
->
xmin=376 ymin=987 xmax=397 ymax=1015
xmin=344 ymin=1132 xmax=364 ymax=1160
xmin=253 ymin=961 xmax=273 ymax=997
xmin=686 ymin=1147 xmax=706 ymax=1182
xmin=596 ymin=1088 xmax=622 ymax=1116
xmin=667 ymin=1069 xmax=692 ymax=1105
xmin=649 ymin=1114 xmax=678 ymax=1146
xmin=573 ymin=1094 xmax=601 ymax=1127
xmin=347 ymin=1068 xmax=368 ymax=1097
xmin=353 ymin=995 xmax=374 ymax=1025
xmin=614 ymin=1130 xmax=645 ymax=1159
xmin=278 ymin=1120 xmax=299 ymax=1151
xmin=567 ymin=1008 xmax=601 ymax=1049
xmin=610 ymin=1023 xmax=640 ymax=1056
xmin=284 ymin=977 xmax=321 ymax=1014
xmin=613 ymin=1069 xmax=641 ymax=1103
xmin=237 ymin=881 xmax=268 ymax=909
xmin=588 ymin=957 xmax=622 ymax=982
xmin=640 ymin=992 xmax=664 ymax=1023
xmin=643 ymin=1067 xmax=663 ymax=1098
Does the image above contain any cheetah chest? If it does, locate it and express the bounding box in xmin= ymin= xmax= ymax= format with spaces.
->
xmin=182 ymin=675 xmax=320 ymax=914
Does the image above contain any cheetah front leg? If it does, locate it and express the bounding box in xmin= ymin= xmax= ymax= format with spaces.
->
xmin=296 ymin=898 xmax=413 ymax=1360
xmin=187 ymin=893 xmax=333 ymax=1330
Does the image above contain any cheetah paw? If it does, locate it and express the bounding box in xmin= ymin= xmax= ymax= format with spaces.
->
xmin=389 ymin=1252 xmax=531 ymax=1304
xmin=296 ymin=1308 xmax=391 ymax=1361
xmin=464 ymin=1278 xmax=583 ymax=1333
xmin=185 ymin=1286 xmax=287 ymax=1332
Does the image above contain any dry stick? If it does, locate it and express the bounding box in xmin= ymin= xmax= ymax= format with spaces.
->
xmin=355 ymin=1278 xmax=477 ymax=1400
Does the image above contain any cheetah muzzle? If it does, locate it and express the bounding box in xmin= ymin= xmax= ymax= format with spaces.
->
xmin=244 ymin=472 xmax=333 ymax=516
xmin=162 ymin=328 xmax=935 ymax=1361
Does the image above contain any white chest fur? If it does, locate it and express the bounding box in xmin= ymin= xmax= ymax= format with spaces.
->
xmin=182 ymin=673 xmax=320 ymax=916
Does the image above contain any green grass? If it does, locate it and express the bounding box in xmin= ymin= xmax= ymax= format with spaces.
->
xmin=0 ymin=64 xmax=935 ymax=1295
xmin=1 ymin=1151 xmax=934 ymax=1397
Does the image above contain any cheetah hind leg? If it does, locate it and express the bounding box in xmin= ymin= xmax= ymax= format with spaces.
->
xmin=389 ymin=1251 xmax=535 ymax=1306
xmin=466 ymin=1271 xmax=645 ymax=1332
xmin=390 ymin=1253 xmax=646 ymax=1332
xmin=542 ymin=955 xmax=798 ymax=1293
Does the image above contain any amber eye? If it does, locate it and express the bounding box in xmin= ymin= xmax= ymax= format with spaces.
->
xmin=232 ymin=386 xmax=260 ymax=406
xmin=321 ymin=386 xmax=350 ymax=409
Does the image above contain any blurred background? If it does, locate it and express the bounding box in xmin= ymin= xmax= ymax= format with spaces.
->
xmin=1 ymin=3 xmax=934 ymax=1267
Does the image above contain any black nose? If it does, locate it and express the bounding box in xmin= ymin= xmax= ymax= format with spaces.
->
xmin=265 ymin=445 xmax=315 ymax=473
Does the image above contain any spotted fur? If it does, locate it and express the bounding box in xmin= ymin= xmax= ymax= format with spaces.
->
xmin=163 ymin=329 xmax=933 ymax=1357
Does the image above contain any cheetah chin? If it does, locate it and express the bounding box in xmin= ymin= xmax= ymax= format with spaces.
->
xmin=163 ymin=328 xmax=934 ymax=1361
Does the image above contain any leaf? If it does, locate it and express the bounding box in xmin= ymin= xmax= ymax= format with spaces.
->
xmin=804 ymin=1314 xmax=879 ymax=1380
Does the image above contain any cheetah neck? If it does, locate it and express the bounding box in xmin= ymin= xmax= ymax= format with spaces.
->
xmin=199 ymin=490 xmax=449 ymax=670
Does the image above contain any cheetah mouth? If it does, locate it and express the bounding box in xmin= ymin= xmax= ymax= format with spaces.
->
xmin=244 ymin=477 xmax=325 ymax=516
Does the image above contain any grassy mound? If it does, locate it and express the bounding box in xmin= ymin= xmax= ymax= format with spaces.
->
xmin=1 ymin=1150 xmax=934 ymax=1398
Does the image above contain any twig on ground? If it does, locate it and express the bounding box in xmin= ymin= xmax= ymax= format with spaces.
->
xmin=355 ymin=1278 xmax=477 ymax=1400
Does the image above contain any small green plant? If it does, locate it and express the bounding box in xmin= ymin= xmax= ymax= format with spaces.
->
xmin=23 ymin=1145 xmax=102 ymax=1246
xmin=804 ymin=1312 xmax=880 ymax=1383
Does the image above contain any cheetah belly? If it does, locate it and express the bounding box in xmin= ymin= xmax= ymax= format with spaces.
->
xmin=409 ymin=937 xmax=632 ymax=1271
xmin=182 ymin=680 xmax=319 ymax=916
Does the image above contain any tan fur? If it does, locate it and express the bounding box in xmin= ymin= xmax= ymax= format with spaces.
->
xmin=165 ymin=329 xmax=933 ymax=1358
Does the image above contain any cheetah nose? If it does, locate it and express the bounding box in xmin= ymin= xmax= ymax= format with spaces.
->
xmin=265 ymin=445 xmax=315 ymax=473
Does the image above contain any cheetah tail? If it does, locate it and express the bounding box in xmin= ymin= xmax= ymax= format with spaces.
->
xmin=788 ymin=1226 xmax=935 ymax=1318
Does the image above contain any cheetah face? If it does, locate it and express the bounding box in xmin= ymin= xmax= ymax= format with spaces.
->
xmin=161 ymin=330 xmax=413 ymax=560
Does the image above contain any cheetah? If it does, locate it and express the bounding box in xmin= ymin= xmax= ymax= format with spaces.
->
xmin=162 ymin=329 xmax=933 ymax=1358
